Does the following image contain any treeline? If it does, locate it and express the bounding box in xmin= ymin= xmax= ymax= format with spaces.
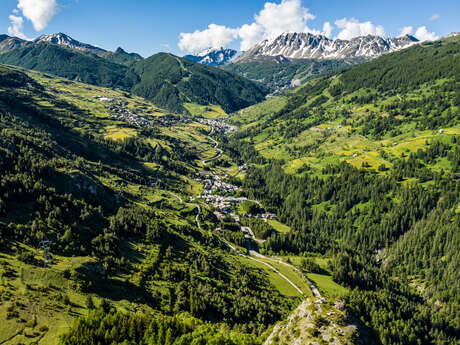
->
xmin=59 ymin=308 xmax=259 ymax=345
xmin=339 ymin=38 xmax=460 ymax=94
xmin=0 ymin=66 xmax=298 ymax=336
xmin=235 ymin=139 xmax=459 ymax=344
xmin=138 ymin=240 xmax=294 ymax=333
xmin=332 ymin=249 xmax=459 ymax=345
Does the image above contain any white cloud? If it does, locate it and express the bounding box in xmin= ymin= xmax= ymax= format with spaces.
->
xmin=8 ymin=14 xmax=29 ymax=40
xmin=414 ymin=26 xmax=438 ymax=41
xmin=322 ymin=22 xmax=333 ymax=38
xmin=398 ymin=26 xmax=413 ymax=37
xmin=238 ymin=22 xmax=265 ymax=51
xmin=335 ymin=18 xmax=385 ymax=40
xmin=253 ymin=0 xmax=317 ymax=39
xmin=429 ymin=13 xmax=440 ymax=21
xmin=178 ymin=0 xmax=320 ymax=53
xmin=178 ymin=24 xmax=239 ymax=53
xmin=17 ymin=0 xmax=57 ymax=31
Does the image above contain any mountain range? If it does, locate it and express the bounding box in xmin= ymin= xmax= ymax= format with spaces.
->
xmin=235 ymin=32 xmax=419 ymax=62
xmin=185 ymin=32 xmax=420 ymax=91
xmin=1 ymin=32 xmax=422 ymax=95
xmin=185 ymin=32 xmax=420 ymax=65
xmin=0 ymin=33 xmax=266 ymax=114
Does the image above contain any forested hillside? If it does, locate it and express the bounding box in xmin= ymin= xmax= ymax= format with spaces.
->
xmin=132 ymin=53 xmax=267 ymax=114
xmin=0 ymin=44 xmax=267 ymax=115
xmin=221 ymin=57 xmax=361 ymax=92
xmin=225 ymin=35 xmax=460 ymax=345
xmin=0 ymin=43 xmax=139 ymax=89
xmin=0 ymin=65 xmax=290 ymax=344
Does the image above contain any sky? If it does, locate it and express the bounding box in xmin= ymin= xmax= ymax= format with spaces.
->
xmin=1 ymin=0 xmax=459 ymax=57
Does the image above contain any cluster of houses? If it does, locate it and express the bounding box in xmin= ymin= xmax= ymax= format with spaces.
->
xmin=310 ymin=125 xmax=344 ymax=132
xmin=154 ymin=114 xmax=192 ymax=127
xmin=97 ymin=96 xmax=153 ymax=128
xmin=202 ymin=175 xmax=238 ymax=195
xmin=197 ymin=118 xmax=237 ymax=134
xmin=194 ymin=171 xmax=278 ymax=222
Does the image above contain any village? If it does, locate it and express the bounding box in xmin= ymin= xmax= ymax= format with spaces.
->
xmin=97 ymin=96 xmax=153 ymax=128
xmin=197 ymin=118 xmax=237 ymax=134
xmin=193 ymin=170 xmax=276 ymax=222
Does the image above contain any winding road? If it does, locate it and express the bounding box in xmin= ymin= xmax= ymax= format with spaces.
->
xmin=203 ymin=127 xmax=223 ymax=165
xmin=168 ymin=190 xmax=309 ymax=297
xmin=170 ymin=124 xmax=321 ymax=299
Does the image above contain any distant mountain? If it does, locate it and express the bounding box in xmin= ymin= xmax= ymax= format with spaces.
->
xmin=184 ymin=47 xmax=239 ymax=66
xmin=104 ymin=47 xmax=143 ymax=66
xmin=236 ymin=32 xmax=419 ymax=62
xmin=0 ymin=43 xmax=139 ymax=89
xmin=0 ymin=34 xmax=30 ymax=53
xmin=221 ymin=56 xmax=362 ymax=92
xmin=0 ymin=40 xmax=266 ymax=114
xmin=34 ymin=33 xmax=108 ymax=56
xmin=2 ymin=32 xmax=143 ymax=66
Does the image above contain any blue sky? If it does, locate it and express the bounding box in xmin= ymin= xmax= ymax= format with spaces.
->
xmin=1 ymin=0 xmax=459 ymax=57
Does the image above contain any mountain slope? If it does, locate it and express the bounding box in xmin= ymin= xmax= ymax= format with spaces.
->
xmin=104 ymin=47 xmax=143 ymax=66
xmin=131 ymin=53 xmax=267 ymax=114
xmin=0 ymin=64 xmax=293 ymax=344
xmin=222 ymin=56 xmax=362 ymax=92
xmin=0 ymin=42 xmax=266 ymax=114
xmin=222 ymin=33 xmax=416 ymax=92
xmin=0 ymin=43 xmax=139 ymax=89
xmin=0 ymin=34 xmax=31 ymax=53
xmin=225 ymin=35 xmax=460 ymax=345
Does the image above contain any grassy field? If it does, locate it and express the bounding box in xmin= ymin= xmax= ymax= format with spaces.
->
xmin=229 ymin=96 xmax=287 ymax=127
xmin=184 ymin=103 xmax=228 ymax=119
xmin=104 ymin=125 xmax=137 ymax=140
xmin=285 ymin=256 xmax=348 ymax=297
xmin=256 ymin=257 xmax=312 ymax=297
xmin=239 ymin=257 xmax=302 ymax=297
xmin=231 ymin=74 xmax=460 ymax=177
xmin=268 ymin=220 xmax=291 ymax=234
xmin=0 ymin=252 xmax=97 ymax=345
xmin=306 ymin=273 xmax=348 ymax=297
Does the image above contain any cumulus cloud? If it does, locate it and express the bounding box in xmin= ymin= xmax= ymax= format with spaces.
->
xmin=335 ymin=18 xmax=385 ymax=40
xmin=17 ymin=0 xmax=57 ymax=31
xmin=322 ymin=22 xmax=333 ymax=38
xmin=7 ymin=0 xmax=58 ymax=40
xmin=238 ymin=22 xmax=265 ymax=51
xmin=398 ymin=26 xmax=438 ymax=41
xmin=414 ymin=26 xmax=438 ymax=41
xmin=8 ymin=14 xmax=29 ymax=40
xmin=253 ymin=0 xmax=317 ymax=39
xmin=178 ymin=0 xmax=320 ymax=53
xmin=178 ymin=24 xmax=239 ymax=53
xmin=398 ymin=26 xmax=413 ymax=37
xmin=429 ymin=13 xmax=440 ymax=21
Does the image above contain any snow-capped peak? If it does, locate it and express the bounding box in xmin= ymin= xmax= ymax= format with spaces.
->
xmin=34 ymin=33 xmax=107 ymax=56
xmin=235 ymin=32 xmax=419 ymax=62
xmin=184 ymin=47 xmax=240 ymax=66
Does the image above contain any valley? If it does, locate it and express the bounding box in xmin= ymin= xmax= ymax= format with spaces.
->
xmin=0 ymin=13 xmax=458 ymax=345
xmin=0 ymin=64 xmax=348 ymax=345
